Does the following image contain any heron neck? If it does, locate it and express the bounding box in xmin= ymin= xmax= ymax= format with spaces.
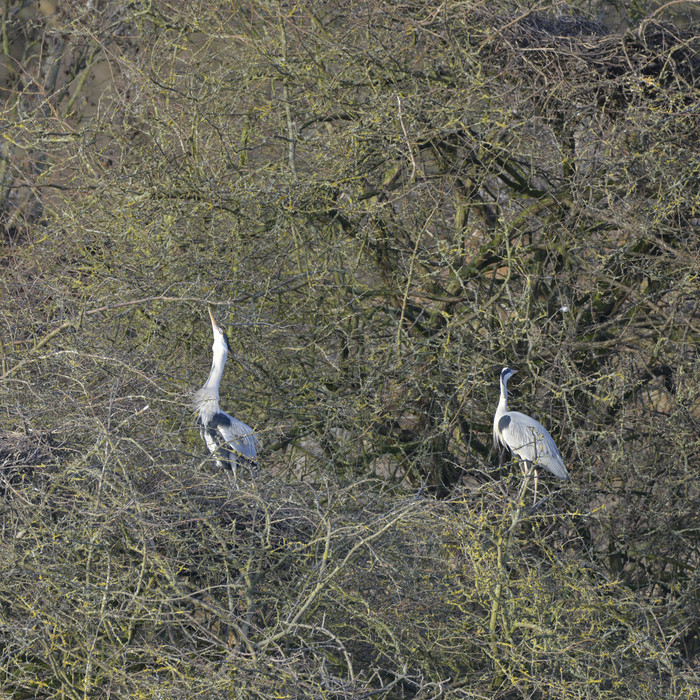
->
xmin=497 ymin=378 xmax=509 ymax=415
xmin=203 ymin=345 xmax=228 ymax=393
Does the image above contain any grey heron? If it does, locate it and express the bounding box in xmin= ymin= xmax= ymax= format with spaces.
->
xmin=193 ymin=307 xmax=259 ymax=482
xmin=493 ymin=367 xmax=569 ymax=497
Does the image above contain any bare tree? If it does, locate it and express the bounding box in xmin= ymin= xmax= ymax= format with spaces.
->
xmin=0 ymin=0 xmax=697 ymax=696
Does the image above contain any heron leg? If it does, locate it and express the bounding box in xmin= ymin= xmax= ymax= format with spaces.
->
xmin=225 ymin=460 xmax=239 ymax=491
xmin=232 ymin=459 xmax=239 ymax=489
xmin=518 ymin=459 xmax=536 ymax=506
xmin=520 ymin=460 xmax=539 ymax=506
xmin=533 ymin=469 xmax=539 ymax=506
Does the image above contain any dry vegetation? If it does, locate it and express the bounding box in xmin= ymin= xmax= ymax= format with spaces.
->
xmin=0 ymin=0 xmax=698 ymax=697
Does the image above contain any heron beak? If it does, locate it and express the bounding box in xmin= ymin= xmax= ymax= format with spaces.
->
xmin=208 ymin=306 xmax=220 ymax=331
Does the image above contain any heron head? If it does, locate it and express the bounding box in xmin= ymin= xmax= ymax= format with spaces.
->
xmin=208 ymin=307 xmax=231 ymax=353
xmin=501 ymin=367 xmax=517 ymax=386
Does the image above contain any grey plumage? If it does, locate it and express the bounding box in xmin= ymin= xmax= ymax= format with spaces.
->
xmin=493 ymin=367 xmax=569 ymax=481
xmin=193 ymin=307 xmax=259 ymax=479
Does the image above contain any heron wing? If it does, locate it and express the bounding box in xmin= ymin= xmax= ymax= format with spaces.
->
xmin=500 ymin=411 xmax=569 ymax=480
xmin=211 ymin=411 xmax=260 ymax=460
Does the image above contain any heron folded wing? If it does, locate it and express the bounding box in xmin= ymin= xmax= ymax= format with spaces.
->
xmin=500 ymin=411 xmax=569 ymax=479
xmin=213 ymin=411 xmax=260 ymax=460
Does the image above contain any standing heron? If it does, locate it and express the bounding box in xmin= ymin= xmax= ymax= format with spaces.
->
xmin=493 ymin=367 xmax=569 ymax=499
xmin=193 ymin=307 xmax=259 ymax=482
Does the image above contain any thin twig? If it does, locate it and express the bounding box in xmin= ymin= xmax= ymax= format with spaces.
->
xmin=396 ymin=95 xmax=416 ymax=182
